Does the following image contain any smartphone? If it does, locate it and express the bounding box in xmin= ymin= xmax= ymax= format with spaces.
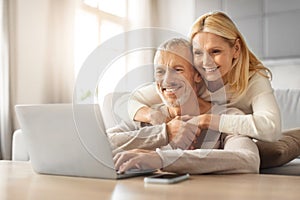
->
xmin=144 ymin=173 xmax=190 ymax=184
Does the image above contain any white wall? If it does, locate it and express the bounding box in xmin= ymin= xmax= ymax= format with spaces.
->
xmin=155 ymin=0 xmax=195 ymax=36
xmin=195 ymin=0 xmax=300 ymax=60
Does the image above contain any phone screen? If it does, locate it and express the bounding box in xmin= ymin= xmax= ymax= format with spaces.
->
xmin=144 ymin=173 xmax=190 ymax=184
xmin=153 ymin=174 xmax=183 ymax=179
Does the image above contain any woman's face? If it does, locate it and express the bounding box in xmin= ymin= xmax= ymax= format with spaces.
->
xmin=192 ymin=32 xmax=239 ymax=83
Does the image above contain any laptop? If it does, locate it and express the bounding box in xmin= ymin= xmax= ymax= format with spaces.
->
xmin=15 ymin=104 xmax=156 ymax=179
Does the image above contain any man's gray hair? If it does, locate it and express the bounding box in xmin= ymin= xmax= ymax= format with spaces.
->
xmin=154 ymin=38 xmax=193 ymax=63
xmin=158 ymin=37 xmax=192 ymax=51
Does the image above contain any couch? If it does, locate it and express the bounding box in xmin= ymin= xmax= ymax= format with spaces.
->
xmin=12 ymin=88 xmax=300 ymax=174
xmin=12 ymin=59 xmax=300 ymax=175
xmin=258 ymin=89 xmax=300 ymax=175
xmin=258 ymin=59 xmax=300 ymax=175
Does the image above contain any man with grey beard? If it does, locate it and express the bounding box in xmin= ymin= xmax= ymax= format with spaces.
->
xmin=107 ymin=37 xmax=211 ymax=154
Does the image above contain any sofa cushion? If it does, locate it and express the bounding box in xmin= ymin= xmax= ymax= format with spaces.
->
xmin=274 ymin=89 xmax=300 ymax=130
xmin=12 ymin=129 xmax=30 ymax=161
xmin=265 ymin=58 xmax=300 ymax=90
xmin=257 ymin=128 xmax=300 ymax=169
xmin=101 ymin=92 xmax=131 ymax=129
xmin=260 ymin=157 xmax=300 ymax=176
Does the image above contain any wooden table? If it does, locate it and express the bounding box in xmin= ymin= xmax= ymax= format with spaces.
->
xmin=1 ymin=161 xmax=300 ymax=200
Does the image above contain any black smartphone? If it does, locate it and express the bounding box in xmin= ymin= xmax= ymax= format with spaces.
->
xmin=144 ymin=173 xmax=190 ymax=184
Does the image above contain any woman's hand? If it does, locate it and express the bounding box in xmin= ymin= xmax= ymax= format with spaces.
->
xmin=198 ymin=114 xmax=220 ymax=130
xmin=113 ymin=149 xmax=162 ymax=173
xmin=186 ymin=115 xmax=222 ymax=150
xmin=166 ymin=117 xmax=201 ymax=149
xmin=183 ymin=114 xmax=220 ymax=131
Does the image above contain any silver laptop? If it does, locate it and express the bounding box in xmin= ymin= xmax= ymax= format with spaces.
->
xmin=15 ymin=104 xmax=155 ymax=179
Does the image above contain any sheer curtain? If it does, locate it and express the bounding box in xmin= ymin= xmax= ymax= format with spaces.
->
xmin=0 ymin=0 xmax=11 ymax=160
xmin=0 ymin=0 xmax=77 ymax=160
xmin=1 ymin=0 xmax=158 ymax=160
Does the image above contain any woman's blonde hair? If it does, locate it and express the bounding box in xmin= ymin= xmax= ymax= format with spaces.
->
xmin=189 ymin=11 xmax=271 ymax=95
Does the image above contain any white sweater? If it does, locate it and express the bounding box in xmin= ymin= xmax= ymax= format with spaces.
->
xmin=107 ymin=104 xmax=260 ymax=174
xmin=128 ymin=72 xmax=282 ymax=142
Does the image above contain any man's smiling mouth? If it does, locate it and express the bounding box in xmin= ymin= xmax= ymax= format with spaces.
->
xmin=162 ymin=86 xmax=182 ymax=95
xmin=203 ymin=66 xmax=220 ymax=72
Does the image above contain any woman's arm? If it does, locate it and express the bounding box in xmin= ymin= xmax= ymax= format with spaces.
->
xmin=135 ymin=106 xmax=170 ymax=125
xmin=186 ymin=113 xmax=220 ymax=131
xmin=128 ymin=83 xmax=163 ymax=123
xmin=188 ymin=74 xmax=281 ymax=142
xmin=218 ymin=74 xmax=281 ymax=142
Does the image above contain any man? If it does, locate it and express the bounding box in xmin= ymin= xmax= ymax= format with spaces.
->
xmin=107 ymin=38 xmax=211 ymax=155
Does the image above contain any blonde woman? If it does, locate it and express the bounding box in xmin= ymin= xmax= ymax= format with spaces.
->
xmin=129 ymin=11 xmax=281 ymax=143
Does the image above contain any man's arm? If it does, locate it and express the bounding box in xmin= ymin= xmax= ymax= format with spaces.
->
xmin=157 ymin=135 xmax=260 ymax=174
xmin=114 ymin=135 xmax=260 ymax=174
xmin=107 ymin=121 xmax=168 ymax=156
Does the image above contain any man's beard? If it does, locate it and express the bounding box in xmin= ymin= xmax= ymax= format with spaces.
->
xmin=158 ymin=88 xmax=192 ymax=108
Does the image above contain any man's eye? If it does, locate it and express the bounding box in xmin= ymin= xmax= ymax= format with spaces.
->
xmin=156 ymin=70 xmax=164 ymax=74
xmin=194 ymin=50 xmax=203 ymax=55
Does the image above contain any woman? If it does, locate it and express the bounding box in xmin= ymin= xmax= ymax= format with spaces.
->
xmin=128 ymin=11 xmax=281 ymax=142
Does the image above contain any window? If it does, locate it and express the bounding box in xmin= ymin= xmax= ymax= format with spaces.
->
xmin=74 ymin=0 xmax=129 ymax=103
xmin=74 ymin=0 xmax=154 ymax=105
xmin=74 ymin=0 xmax=128 ymax=75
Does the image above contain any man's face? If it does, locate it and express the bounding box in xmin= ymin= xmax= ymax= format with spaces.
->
xmin=155 ymin=49 xmax=199 ymax=107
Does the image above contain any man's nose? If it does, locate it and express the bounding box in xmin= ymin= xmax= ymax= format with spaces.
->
xmin=162 ymin=68 xmax=176 ymax=85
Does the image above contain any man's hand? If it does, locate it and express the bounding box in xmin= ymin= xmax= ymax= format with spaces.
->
xmin=113 ymin=149 xmax=162 ymax=173
xmin=166 ymin=117 xmax=201 ymax=149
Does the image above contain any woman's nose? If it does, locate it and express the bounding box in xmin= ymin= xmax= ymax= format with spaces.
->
xmin=203 ymin=52 xmax=214 ymax=67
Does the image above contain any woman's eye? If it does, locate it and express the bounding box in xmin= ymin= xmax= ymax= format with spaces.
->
xmin=175 ymin=68 xmax=184 ymax=73
xmin=212 ymin=49 xmax=221 ymax=54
